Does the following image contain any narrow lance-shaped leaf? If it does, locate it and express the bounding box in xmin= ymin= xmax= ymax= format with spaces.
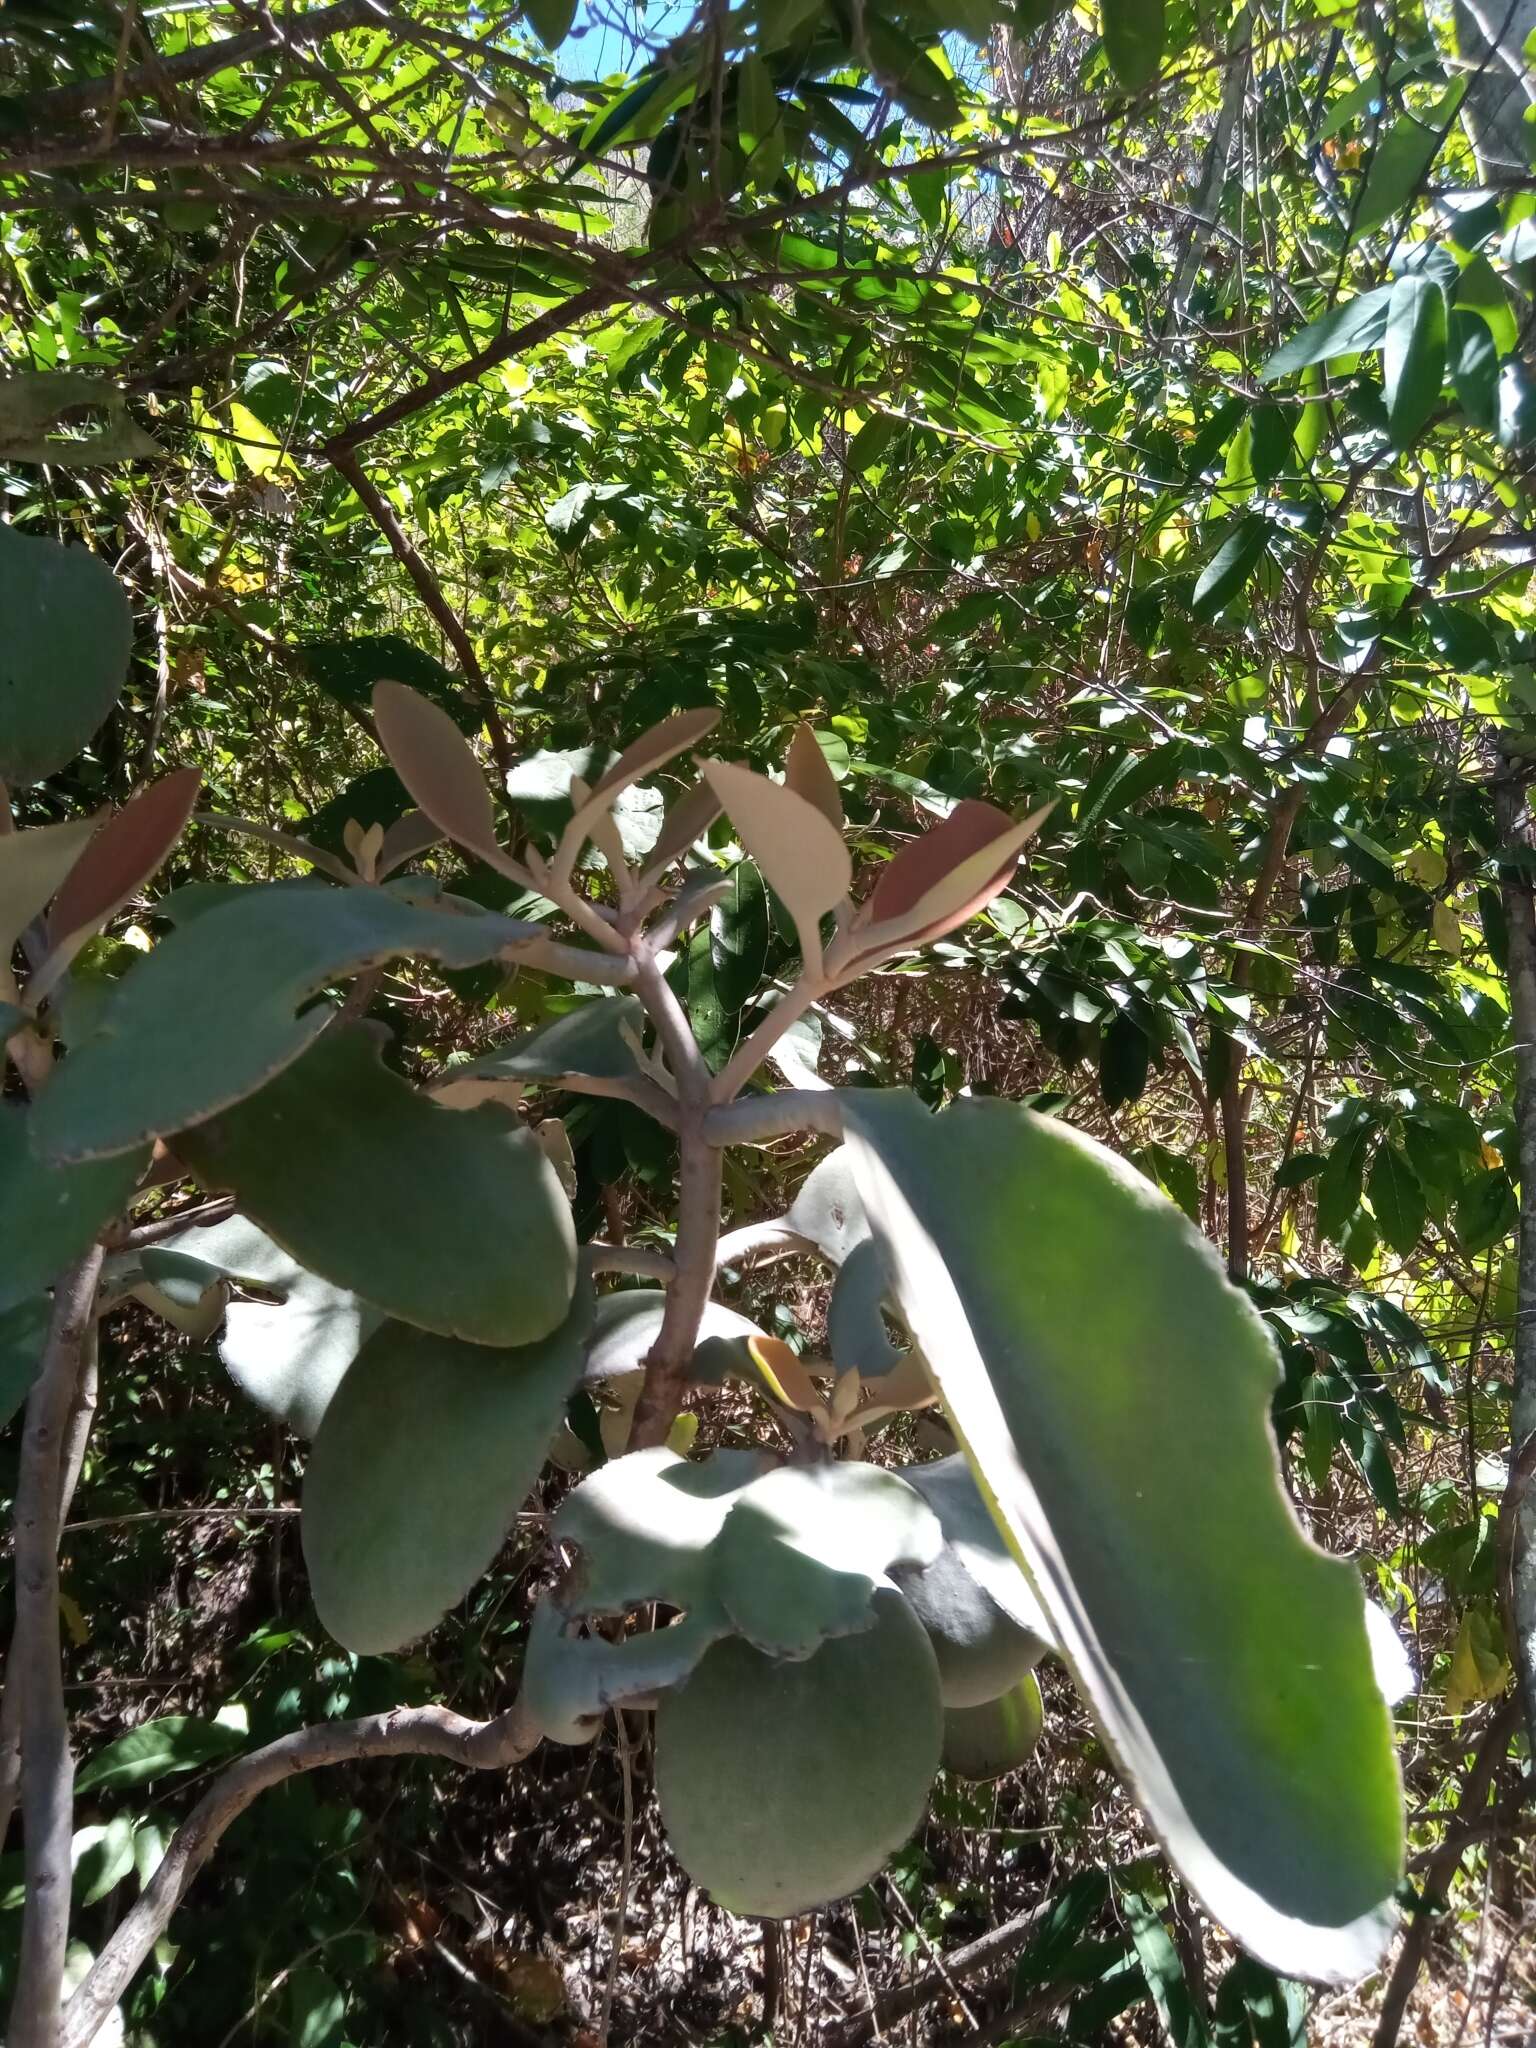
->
xmin=842 ymin=1091 xmax=1403 ymax=1982
xmin=1259 ymin=287 xmax=1393 ymax=381
xmin=1192 ymin=515 xmax=1270 ymax=619
xmin=1382 ymin=274 xmax=1446 ymax=452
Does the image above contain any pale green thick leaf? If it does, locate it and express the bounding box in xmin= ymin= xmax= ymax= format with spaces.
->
xmin=656 ymin=1588 xmax=942 ymax=1918
xmin=583 ymin=1288 xmax=764 ymax=1385
xmin=32 ymin=882 xmax=543 ymax=1163
xmin=785 ymin=1145 xmax=871 ymax=1265
xmin=155 ymin=1214 xmax=380 ymax=1436
xmin=176 ymin=1024 xmax=575 ymax=1348
xmin=712 ymin=1462 xmax=942 ymax=1656
xmin=456 ymin=995 xmax=647 ymax=1088
xmin=842 ymin=1091 xmax=1403 ymax=1982
xmin=303 ymin=1310 xmax=588 ymax=1653
xmin=941 ymin=1672 xmax=1044 ymax=1781
xmin=0 ymin=525 xmax=133 ymax=787
xmin=0 ymin=1104 xmax=146 ymax=1314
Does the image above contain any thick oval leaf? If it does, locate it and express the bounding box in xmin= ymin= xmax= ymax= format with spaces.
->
xmin=0 ymin=816 xmax=98 ymax=960
xmin=656 ymin=1587 xmax=942 ymax=1918
xmin=454 ymin=995 xmax=647 ymax=1088
xmin=44 ymin=768 xmax=201 ymax=962
xmin=1102 ymin=0 xmax=1164 ymax=90
xmin=176 ymin=1024 xmax=576 ymax=1348
xmin=700 ymin=758 xmax=852 ymax=961
xmin=712 ymin=1462 xmax=942 ymax=1656
xmin=32 ymin=882 xmax=543 ymax=1163
xmin=303 ymin=1310 xmax=587 ymax=1653
xmin=0 ymin=1104 xmax=146 ymax=1314
xmin=583 ymin=1288 xmax=764 ymax=1385
xmin=785 ymin=1144 xmax=871 ymax=1266
xmin=155 ymin=1213 xmax=380 ymax=1436
xmin=942 ymin=1674 xmax=1045 ymax=1782
xmin=842 ymin=1091 xmax=1403 ymax=1982
xmin=1383 ymin=274 xmax=1446 ymax=452
xmin=372 ymin=681 xmax=505 ymax=867
xmin=0 ymin=525 xmax=133 ymax=786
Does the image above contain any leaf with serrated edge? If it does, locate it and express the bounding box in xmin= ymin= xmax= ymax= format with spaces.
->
xmin=373 ymin=681 xmax=505 ymax=866
xmin=842 ymin=1090 xmax=1402 ymax=1982
xmin=784 ymin=724 xmax=844 ymax=830
xmin=701 ymin=758 xmax=851 ymax=966
xmin=303 ymin=1309 xmax=587 ymax=1653
xmin=176 ymin=1023 xmax=575 ymax=1348
xmin=32 ymin=882 xmax=545 ymax=1163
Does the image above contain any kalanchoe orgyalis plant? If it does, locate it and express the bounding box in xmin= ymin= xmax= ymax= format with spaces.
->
xmin=2 ymin=532 xmax=1402 ymax=2048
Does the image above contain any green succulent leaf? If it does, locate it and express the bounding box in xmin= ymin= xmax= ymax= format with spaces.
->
xmin=32 ymin=882 xmax=544 ymax=1164
xmin=303 ymin=1306 xmax=589 ymax=1654
xmin=0 ymin=1104 xmax=146 ymax=1315
xmin=842 ymin=1090 xmax=1403 ymax=1982
xmin=456 ymin=995 xmax=648 ymax=1088
xmin=655 ymin=1587 xmax=943 ymax=1917
xmin=0 ymin=525 xmax=133 ymax=788
xmin=712 ymin=1462 xmax=942 ymax=1656
xmin=941 ymin=1671 xmax=1045 ymax=1781
xmin=583 ymin=1288 xmax=765 ymax=1385
xmin=152 ymin=1214 xmax=381 ymax=1436
xmin=0 ymin=1296 xmax=52 ymax=1428
xmin=175 ymin=1024 xmax=576 ymax=1348
xmin=785 ymin=1144 xmax=872 ymax=1265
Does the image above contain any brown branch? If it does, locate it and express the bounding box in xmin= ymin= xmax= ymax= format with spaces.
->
xmin=1371 ymin=1694 xmax=1522 ymax=2048
xmin=1494 ymin=735 xmax=1536 ymax=1760
xmin=60 ymin=1700 xmax=542 ymax=2048
xmin=326 ymin=442 xmax=515 ymax=783
xmin=826 ymin=1897 xmax=1057 ymax=2047
xmin=8 ymin=1248 xmax=106 ymax=2048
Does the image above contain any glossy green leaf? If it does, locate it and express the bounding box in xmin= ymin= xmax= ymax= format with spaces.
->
xmin=33 ymin=882 xmax=544 ymax=1163
xmin=0 ymin=1104 xmax=145 ymax=1314
xmin=303 ymin=1309 xmax=588 ymax=1653
xmin=1352 ymin=88 xmax=1463 ymax=242
xmin=75 ymin=1715 xmax=245 ymax=1795
xmin=0 ymin=524 xmax=133 ymax=787
xmin=1192 ymin=515 xmax=1270 ymax=619
xmin=1448 ymin=309 xmax=1499 ymax=429
xmin=176 ymin=1024 xmax=575 ymax=1347
xmin=842 ymin=1090 xmax=1403 ymax=1981
xmin=656 ymin=1588 xmax=943 ymax=1917
xmin=1102 ymin=0 xmax=1164 ymax=90
xmin=1367 ymin=1143 xmax=1426 ymax=1258
xmin=1382 ymin=274 xmax=1446 ymax=450
xmin=1259 ymin=287 xmax=1392 ymax=381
